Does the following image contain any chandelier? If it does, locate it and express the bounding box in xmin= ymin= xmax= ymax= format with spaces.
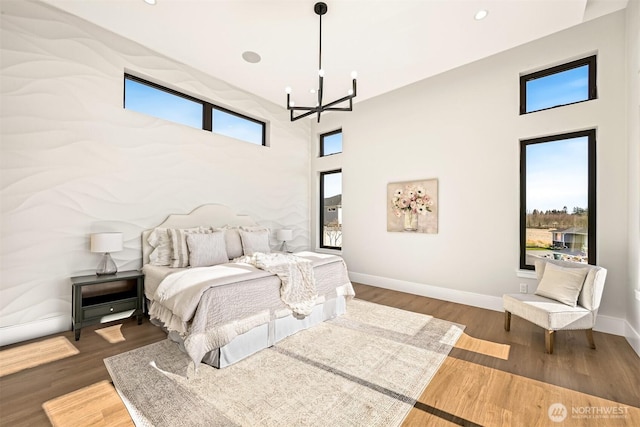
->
xmin=285 ymin=2 xmax=357 ymax=123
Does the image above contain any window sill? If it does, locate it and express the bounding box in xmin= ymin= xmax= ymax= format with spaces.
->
xmin=516 ymin=269 xmax=537 ymax=280
xmin=315 ymin=247 xmax=342 ymax=256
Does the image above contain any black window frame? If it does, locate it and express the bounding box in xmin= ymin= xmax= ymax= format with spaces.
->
xmin=519 ymin=129 xmax=597 ymax=270
xmin=124 ymin=73 xmax=266 ymax=146
xmin=320 ymin=129 xmax=343 ymax=157
xmin=319 ymin=169 xmax=342 ymax=250
xmin=519 ymin=55 xmax=597 ymax=115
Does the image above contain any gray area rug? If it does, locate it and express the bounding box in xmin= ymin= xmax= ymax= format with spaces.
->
xmin=104 ymin=299 xmax=464 ymax=427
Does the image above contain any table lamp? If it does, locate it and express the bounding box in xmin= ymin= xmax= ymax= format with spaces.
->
xmin=90 ymin=232 xmax=123 ymax=275
xmin=276 ymin=229 xmax=293 ymax=253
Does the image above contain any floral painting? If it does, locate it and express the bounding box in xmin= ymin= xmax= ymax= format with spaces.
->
xmin=387 ymin=179 xmax=438 ymax=233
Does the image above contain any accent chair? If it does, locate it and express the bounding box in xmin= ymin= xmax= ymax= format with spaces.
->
xmin=503 ymin=258 xmax=607 ymax=354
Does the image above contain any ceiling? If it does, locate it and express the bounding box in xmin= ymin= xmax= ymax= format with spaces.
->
xmin=41 ymin=0 xmax=628 ymax=110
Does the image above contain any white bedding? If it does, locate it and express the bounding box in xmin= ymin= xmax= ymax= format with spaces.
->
xmin=143 ymin=251 xmax=354 ymax=366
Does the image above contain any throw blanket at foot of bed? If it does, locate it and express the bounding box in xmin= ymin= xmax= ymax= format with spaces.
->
xmin=236 ymin=252 xmax=317 ymax=319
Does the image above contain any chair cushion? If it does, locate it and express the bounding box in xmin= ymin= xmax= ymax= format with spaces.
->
xmin=503 ymin=293 xmax=594 ymax=331
xmin=534 ymin=262 xmax=588 ymax=307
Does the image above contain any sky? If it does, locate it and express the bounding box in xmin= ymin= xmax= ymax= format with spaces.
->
xmin=526 ymin=136 xmax=588 ymax=213
xmin=125 ymin=78 xmax=263 ymax=145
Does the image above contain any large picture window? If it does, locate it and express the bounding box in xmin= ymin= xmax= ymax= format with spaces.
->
xmin=520 ymin=55 xmax=597 ymax=114
xmin=124 ymin=74 xmax=266 ymax=146
xmin=520 ymin=130 xmax=596 ymax=269
xmin=320 ymin=170 xmax=342 ymax=249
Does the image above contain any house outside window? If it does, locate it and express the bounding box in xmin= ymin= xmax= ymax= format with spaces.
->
xmin=520 ymin=129 xmax=596 ymax=269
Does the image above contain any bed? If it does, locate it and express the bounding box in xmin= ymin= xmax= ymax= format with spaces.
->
xmin=141 ymin=204 xmax=355 ymax=368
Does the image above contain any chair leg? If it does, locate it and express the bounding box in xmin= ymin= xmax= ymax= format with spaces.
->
xmin=545 ymin=330 xmax=554 ymax=354
xmin=586 ymin=329 xmax=596 ymax=349
xmin=504 ymin=311 xmax=511 ymax=331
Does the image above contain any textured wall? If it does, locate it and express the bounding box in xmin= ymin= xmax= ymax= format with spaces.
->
xmin=0 ymin=0 xmax=310 ymax=344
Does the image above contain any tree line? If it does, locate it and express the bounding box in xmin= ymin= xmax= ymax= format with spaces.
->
xmin=526 ymin=206 xmax=588 ymax=229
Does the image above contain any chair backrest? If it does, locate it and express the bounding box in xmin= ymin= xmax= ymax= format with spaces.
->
xmin=534 ymin=259 xmax=607 ymax=311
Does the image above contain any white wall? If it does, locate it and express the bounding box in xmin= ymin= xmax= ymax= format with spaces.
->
xmin=0 ymin=0 xmax=310 ymax=345
xmin=312 ymin=11 xmax=630 ymax=334
xmin=625 ymin=0 xmax=640 ymax=355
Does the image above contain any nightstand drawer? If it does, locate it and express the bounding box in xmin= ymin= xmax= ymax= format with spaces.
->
xmin=83 ymin=297 xmax=138 ymax=319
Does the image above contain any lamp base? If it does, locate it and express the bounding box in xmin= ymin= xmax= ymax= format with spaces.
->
xmin=280 ymin=241 xmax=290 ymax=253
xmin=96 ymin=252 xmax=118 ymax=275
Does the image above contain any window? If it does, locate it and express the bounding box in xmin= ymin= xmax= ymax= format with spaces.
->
xmin=320 ymin=129 xmax=342 ymax=156
xmin=520 ymin=130 xmax=596 ymax=270
xmin=520 ymin=55 xmax=597 ymax=114
xmin=320 ymin=170 xmax=342 ymax=249
xmin=124 ymin=74 xmax=266 ymax=146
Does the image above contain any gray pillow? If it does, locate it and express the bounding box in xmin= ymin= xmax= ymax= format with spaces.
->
xmin=187 ymin=231 xmax=228 ymax=267
xmin=239 ymin=229 xmax=270 ymax=256
xmin=218 ymin=227 xmax=244 ymax=259
xmin=168 ymin=227 xmax=211 ymax=268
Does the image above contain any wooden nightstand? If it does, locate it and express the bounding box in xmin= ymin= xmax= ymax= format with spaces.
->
xmin=71 ymin=270 xmax=144 ymax=341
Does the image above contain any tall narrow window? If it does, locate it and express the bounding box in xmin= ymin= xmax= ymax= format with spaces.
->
xmin=520 ymin=130 xmax=596 ymax=269
xmin=520 ymin=55 xmax=597 ymax=114
xmin=320 ymin=170 xmax=342 ymax=249
xmin=320 ymin=129 xmax=342 ymax=156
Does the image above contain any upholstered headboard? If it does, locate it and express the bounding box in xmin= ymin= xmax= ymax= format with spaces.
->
xmin=141 ymin=204 xmax=257 ymax=265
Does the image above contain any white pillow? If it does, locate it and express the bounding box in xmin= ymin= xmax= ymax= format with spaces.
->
xmin=147 ymin=228 xmax=171 ymax=266
xmin=168 ymin=227 xmax=211 ymax=268
xmin=534 ymin=262 xmax=589 ymax=307
xmin=187 ymin=232 xmax=228 ymax=267
xmin=239 ymin=229 xmax=270 ymax=256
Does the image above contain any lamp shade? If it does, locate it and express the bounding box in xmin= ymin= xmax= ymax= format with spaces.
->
xmin=90 ymin=232 xmax=123 ymax=253
xmin=276 ymin=229 xmax=293 ymax=241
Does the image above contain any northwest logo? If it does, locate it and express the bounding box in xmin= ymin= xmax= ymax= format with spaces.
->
xmin=548 ymin=403 xmax=568 ymax=422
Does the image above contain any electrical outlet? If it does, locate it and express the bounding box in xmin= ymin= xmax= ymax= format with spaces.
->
xmin=519 ymin=283 xmax=528 ymax=294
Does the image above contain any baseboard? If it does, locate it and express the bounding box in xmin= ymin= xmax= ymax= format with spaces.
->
xmin=0 ymin=315 xmax=71 ymax=347
xmin=349 ymin=272 xmax=504 ymax=312
xmin=349 ymin=271 xmax=629 ymax=338
xmin=625 ymin=320 xmax=640 ymax=358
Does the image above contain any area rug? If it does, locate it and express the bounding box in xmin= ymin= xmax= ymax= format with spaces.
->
xmin=104 ymin=299 xmax=464 ymax=427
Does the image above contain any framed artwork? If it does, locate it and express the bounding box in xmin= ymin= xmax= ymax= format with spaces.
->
xmin=387 ymin=178 xmax=438 ymax=233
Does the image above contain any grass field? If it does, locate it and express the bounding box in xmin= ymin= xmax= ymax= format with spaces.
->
xmin=526 ymin=228 xmax=553 ymax=248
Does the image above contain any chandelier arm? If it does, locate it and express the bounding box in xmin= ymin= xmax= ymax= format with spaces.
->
xmin=285 ymin=2 xmax=356 ymax=123
xmin=322 ymin=93 xmax=355 ymax=110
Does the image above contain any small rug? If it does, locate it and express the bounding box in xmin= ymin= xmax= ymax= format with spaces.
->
xmin=0 ymin=336 xmax=79 ymax=377
xmin=104 ymin=299 xmax=464 ymax=427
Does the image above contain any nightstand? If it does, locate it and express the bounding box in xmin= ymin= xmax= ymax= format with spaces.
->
xmin=71 ymin=270 xmax=144 ymax=341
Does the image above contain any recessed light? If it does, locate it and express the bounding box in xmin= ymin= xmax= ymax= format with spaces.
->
xmin=144 ymin=0 xmax=157 ymax=5
xmin=242 ymin=51 xmax=261 ymax=64
xmin=474 ymin=9 xmax=488 ymax=20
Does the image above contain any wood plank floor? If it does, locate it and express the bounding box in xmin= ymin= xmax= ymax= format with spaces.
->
xmin=1 ymin=282 xmax=638 ymax=426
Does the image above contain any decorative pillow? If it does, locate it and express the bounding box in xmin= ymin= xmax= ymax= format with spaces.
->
xmin=187 ymin=231 xmax=228 ymax=267
xmin=534 ymin=262 xmax=589 ymax=307
xmin=239 ymin=229 xmax=270 ymax=256
xmin=217 ymin=226 xmax=244 ymax=259
xmin=147 ymin=228 xmax=171 ymax=266
xmin=240 ymin=225 xmax=270 ymax=232
xmin=168 ymin=227 xmax=211 ymax=268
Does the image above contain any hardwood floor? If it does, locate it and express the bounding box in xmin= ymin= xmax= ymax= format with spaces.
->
xmin=1 ymin=282 xmax=638 ymax=426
